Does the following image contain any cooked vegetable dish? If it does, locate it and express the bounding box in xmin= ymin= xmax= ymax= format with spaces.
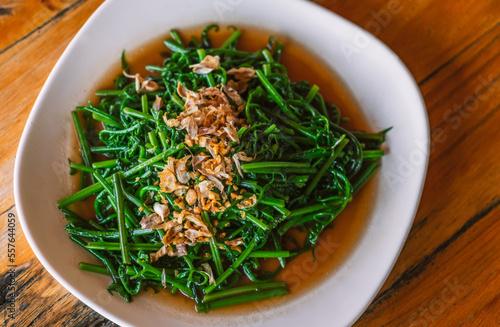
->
xmin=58 ymin=25 xmax=388 ymax=312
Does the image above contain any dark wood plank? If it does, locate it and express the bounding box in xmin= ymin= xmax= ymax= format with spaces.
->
xmin=313 ymin=0 xmax=500 ymax=83
xmin=0 ymin=0 xmax=102 ymax=215
xmin=357 ymin=196 xmax=500 ymax=325
xmin=366 ymin=19 xmax=500 ymax=290
xmin=0 ymin=258 xmax=118 ymax=327
xmin=0 ymin=0 xmax=84 ymax=53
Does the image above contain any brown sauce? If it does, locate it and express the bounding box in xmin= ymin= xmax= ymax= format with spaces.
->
xmin=70 ymin=25 xmax=377 ymax=317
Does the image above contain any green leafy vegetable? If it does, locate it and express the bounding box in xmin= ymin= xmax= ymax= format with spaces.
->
xmin=59 ymin=25 xmax=387 ymax=312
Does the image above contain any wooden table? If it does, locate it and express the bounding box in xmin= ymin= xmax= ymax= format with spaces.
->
xmin=1 ymin=0 xmax=499 ymax=326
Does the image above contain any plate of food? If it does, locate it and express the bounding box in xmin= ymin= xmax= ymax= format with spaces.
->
xmin=14 ymin=0 xmax=428 ymax=326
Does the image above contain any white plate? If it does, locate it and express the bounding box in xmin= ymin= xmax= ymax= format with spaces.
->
xmin=14 ymin=0 xmax=429 ymax=326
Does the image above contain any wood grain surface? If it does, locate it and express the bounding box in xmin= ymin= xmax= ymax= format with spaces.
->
xmin=1 ymin=0 xmax=499 ymax=326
